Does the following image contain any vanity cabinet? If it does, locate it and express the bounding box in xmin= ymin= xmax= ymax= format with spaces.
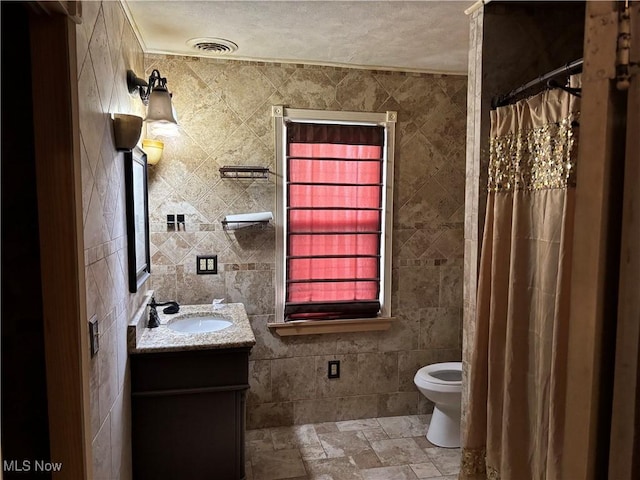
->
xmin=130 ymin=347 xmax=251 ymax=480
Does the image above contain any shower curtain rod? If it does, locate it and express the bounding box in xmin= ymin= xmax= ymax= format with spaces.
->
xmin=492 ymin=58 xmax=584 ymax=109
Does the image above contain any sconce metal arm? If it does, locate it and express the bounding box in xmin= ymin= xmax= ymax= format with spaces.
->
xmin=127 ymin=69 xmax=168 ymax=106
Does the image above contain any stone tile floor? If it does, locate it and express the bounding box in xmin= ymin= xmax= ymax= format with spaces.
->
xmin=246 ymin=415 xmax=461 ymax=480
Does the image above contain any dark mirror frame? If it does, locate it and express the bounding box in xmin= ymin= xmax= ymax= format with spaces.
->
xmin=124 ymin=146 xmax=151 ymax=293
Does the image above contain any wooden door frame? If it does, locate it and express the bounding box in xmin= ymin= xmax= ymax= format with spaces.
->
xmin=29 ymin=5 xmax=91 ymax=478
xmin=562 ymin=1 xmax=635 ymax=478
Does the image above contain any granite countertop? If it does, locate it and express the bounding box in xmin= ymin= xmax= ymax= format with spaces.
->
xmin=128 ymin=302 xmax=256 ymax=354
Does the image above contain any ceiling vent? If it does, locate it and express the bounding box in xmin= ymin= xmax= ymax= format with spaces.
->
xmin=187 ymin=38 xmax=238 ymax=55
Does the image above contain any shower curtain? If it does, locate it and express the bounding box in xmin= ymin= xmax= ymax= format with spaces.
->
xmin=461 ymin=81 xmax=580 ymax=480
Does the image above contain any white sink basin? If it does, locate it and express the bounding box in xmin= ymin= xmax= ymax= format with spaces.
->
xmin=167 ymin=316 xmax=233 ymax=334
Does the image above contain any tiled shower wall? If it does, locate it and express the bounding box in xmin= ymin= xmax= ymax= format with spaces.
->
xmin=76 ymin=2 xmax=147 ymax=478
xmin=145 ymin=54 xmax=467 ymax=428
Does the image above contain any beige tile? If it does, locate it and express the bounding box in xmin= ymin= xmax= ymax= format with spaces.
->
xmin=251 ymin=449 xmax=306 ymax=480
xmin=378 ymin=416 xmax=427 ymax=439
xmin=361 ymin=427 xmax=390 ymax=442
xmin=272 ymin=357 xmax=316 ymax=402
xmin=357 ymin=352 xmax=399 ymax=394
xmin=369 ymin=438 xmax=431 ymax=466
xmin=247 ymin=402 xmax=293 ymax=430
xmin=378 ymin=392 xmax=420 ymax=417
xmin=361 ymin=465 xmax=419 ymax=480
xmin=246 ymin=428 xmax=272 ymax=442
xmin=248 ymin=360 xmax=272 ymax=405
xmin=300 ymin=445 xmax=327 ymax=461
xmin=336 ymin=418 xmax=381 ymax=432
xmin=313 ymin=422 xmax=340 ymax=434
xmin=351 ymin=450 xmax=384 ymax=469
xmin=419 ymin=308 xmax=461 ymax=350
xmin=318 ymin=431 xmax=373 ymax=458
xmin=409 ymin=461 xmax=442 ymax=479
xmin=424 ymin=447 xmax=461 ymax=476
xmin=271 ymin=425 xmax=321 ymax=450
xmin=92 ymin=417 xmax=112 ymax=480
xmin=411 ymin=435 xmax=436 ymax=450
xmin=294 ymin=398 xmax=338 ymax=425
xmin=315 ymin=354 xmax=359 ymax=398
xmin=336 ymin=395 xmax=378 ymax=421
xmin=304 ymin=457 xmax=364 ymax=480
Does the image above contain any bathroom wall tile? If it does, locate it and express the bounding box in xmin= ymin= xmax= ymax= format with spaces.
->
xmin=270 ymin=424 xmax=321 ymax=450
xmin=357 ymin=352 xmax=399 ymax=394
xmin=248 ymin=360 xmax=272 ymax=405
xmin=396 ymin=266 xmax=440 ymax=310
xmin=225 ymin=269 xmax=274 ymax=315
xmin=98 ymin=322 xmax=118 ymax=426
xmin=378 ymin=312 xmax=419 ymax=352
xmin=377 ymin=392 xmax=420 ymax=418
xmin=293 ymin=398 xmax=338 ymax=425
xmin=213 ymin=65 xmax=277 ymax=121
xmin=439 ymin=265 xmax=464 ymax=307
xmin=335 ymin=395 xmax=379 ymax=421
xmin=109 ymin=389 xmax=131 ymax=480
xmin=336 ymin=70 xmax=390 ymax=111
xmin=336 ymin=332 xmax=379 ymax=354
xmin=248 ymin=315 xmax=290 ymax=360
xmin=90 ymin=355 xmax=101 ymax=438
xmin=419 ymin=307 xmax=462 ymax=350
xmin=175 ymin=270 xmax=226 ymax=306
xmin=271 ymin=357 xmax=316 ymax=402
xmin=247 ymin=402 xmax=294 ymax=429
xmin=315 ymin=354 xmax=359 ymax=398
xmin=92 ymin=417 xmax=113 ymax=480
xmin=288 ymin=333 xmax=338 ymax=358
xmin=144 ymin=55 xmax=467 ymax=430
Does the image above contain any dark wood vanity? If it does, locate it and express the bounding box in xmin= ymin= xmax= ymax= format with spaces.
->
xmin=131 ymin=347 xmax=251 ymax=480
xmin=128 ymin=303 xmax=255 ymax=480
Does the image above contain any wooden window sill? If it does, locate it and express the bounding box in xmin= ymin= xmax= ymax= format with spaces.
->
xmin=267 ymin=317 xmax=394 ymax=336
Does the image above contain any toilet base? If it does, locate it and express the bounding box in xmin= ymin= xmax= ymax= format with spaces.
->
xmin=426 ymin=405 xmax=460 ymax=448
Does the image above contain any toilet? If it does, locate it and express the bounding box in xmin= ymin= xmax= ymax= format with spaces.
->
xmin=414 ymin=362 xmax=462 ymax=448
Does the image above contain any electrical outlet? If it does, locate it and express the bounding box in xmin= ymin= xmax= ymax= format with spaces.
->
xmin=197 ymin=255 xmax=218 ymax=275
xmin=328 ymin=360 xmax=340 ymax=379
xmin=89 ymin=315 xmax=99 ymax=358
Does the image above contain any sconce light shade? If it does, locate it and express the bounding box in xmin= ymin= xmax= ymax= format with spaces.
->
xmin=112 ymin=114 xmax=143 ymax=151
xmin=144 ymin=87 xmax=178 ymax=124
xmin=127 ymin=69 xmax=178 ymax=125
xmin=142 ymin=139 xmax=164 ymax=166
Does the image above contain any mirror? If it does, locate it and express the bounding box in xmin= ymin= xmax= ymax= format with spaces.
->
xmin=125 ymin=146 xmax=150 ymax=292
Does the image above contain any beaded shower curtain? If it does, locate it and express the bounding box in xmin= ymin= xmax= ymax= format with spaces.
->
xmin=461 ymin=80 xmax=580 ymax=480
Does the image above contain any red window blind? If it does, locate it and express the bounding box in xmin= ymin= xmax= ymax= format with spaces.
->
xmin=285 ymin=122 xmax=385 ymax=321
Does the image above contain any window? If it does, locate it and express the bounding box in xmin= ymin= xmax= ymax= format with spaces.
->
xmin=271 ymin=107 xmax=396 ymax=334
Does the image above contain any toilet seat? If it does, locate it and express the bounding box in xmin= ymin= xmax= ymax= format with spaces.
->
xmin=415 ymin=362 xmax=462 ymax=386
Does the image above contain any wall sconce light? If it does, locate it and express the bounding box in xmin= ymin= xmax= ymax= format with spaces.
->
xmin=112 ymin=114 xmax=143 ymax=151
xmin=127 ymin=69 xmax=178 ymax=125
xmin=142 ymin=139 xmax=164 ymax=166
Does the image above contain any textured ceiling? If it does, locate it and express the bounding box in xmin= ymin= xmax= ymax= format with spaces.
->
xmin=123 ymin=1 xmax=472 ymax=74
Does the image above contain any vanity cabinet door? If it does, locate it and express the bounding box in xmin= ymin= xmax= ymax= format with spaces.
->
xmin=131 ymin=348 xmax=250 ymax=480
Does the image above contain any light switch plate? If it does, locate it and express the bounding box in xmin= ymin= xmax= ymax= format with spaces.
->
xmin=89 ymin=315 xmax=99 ymax=358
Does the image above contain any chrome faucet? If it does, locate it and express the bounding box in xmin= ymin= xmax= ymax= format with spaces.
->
xmin=147 ymin=297 xmax=180 ymax=328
